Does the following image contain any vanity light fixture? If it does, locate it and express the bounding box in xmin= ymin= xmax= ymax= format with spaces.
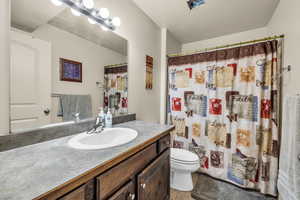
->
xmin=88 ymin=17 xmax=96 ymax=24
xmin=101 ymin=25 xmax=109 ymax=31
xmin=112 ymin=17 xmax=121 ymax=27
xmin=99 ymin=8 xmax=110 ymax=19
xmin=51 ymin=0 xmax=63 ymax=6
xmin=82 ymin=0 xmax=94 ymax=9
xmin=50 ymin=0 xmax=120 ymax=31
xmin=71 ymin=8 xmax=81 ymax=16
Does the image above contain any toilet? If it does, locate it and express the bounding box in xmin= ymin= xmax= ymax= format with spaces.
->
xmin=170 ymin=148 xmax=200 ymax=191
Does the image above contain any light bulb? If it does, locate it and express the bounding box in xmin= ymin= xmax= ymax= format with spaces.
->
xmin=82 ymin=0 xmax=94 ymax=9
xmin=71 ymin=8 xmax=81 ymax=16
xmin=88 ymin=18 xmax=96 ymax=24
xmin=99 ymin=8 xmax=110 ymax=19
xmin=91 ymin=9 xmax=98 ymax=16
xmin=101 ymin=25 xmax=109 ymax=31
xmin=104 ymin=19 xmax=110 ymax=25
xmin=51 ymin=0 xmax=62 ymax=6
xmin=112 ymin=17 xmax=121 ymax=27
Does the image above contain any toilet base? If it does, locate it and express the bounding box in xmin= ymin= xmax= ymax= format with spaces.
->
xmin=170 ymin=170 xmax=194 ymax=191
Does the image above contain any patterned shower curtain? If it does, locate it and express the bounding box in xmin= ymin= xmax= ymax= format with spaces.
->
xmin=167 ymin=40 xmax=282 ymax=196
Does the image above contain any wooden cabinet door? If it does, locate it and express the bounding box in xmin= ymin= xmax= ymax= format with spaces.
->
xmin=97 ymin=144 xmax=157 ymax=200
xmin=58 ymin=180 xmax=94 ymax=200
xmin=108 ymin=181 xmax=135 ymax=200
xmin=137 ymin=149 xmax=170 ymax=200
xmin=157 ymin=135 xmax=171 ymax=154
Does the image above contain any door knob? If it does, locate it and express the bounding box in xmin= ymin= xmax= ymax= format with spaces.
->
xmin=128 ymin=193 xmax=135 ymax=200
xmin=141 ymin=183 xmax=146 ymax=189
xmin=44 ymin=108 xmax=50 ymax=115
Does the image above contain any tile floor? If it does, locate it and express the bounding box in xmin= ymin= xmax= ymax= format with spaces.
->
xmin=191 ymin=174 xmax=276 ymax=200
xmin=170 ymin=173 xmax=277 ymax=200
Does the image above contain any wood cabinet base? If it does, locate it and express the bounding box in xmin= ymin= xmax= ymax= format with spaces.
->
xmin=39 ymin=134 xmax=171 ymax=200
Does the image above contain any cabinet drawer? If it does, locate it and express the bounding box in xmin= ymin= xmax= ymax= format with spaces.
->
xmin=158 ymin=134 xmax=170 ymax=154
xmin=97 ymin=143 xmax=157 ymax=200
xmin=108 ymin=181 xmax=135 ymax=200
xmin=137 ymin=149 xmax=170 ymax=200
xmin=58 ymin=180 xmax=94 ymax=200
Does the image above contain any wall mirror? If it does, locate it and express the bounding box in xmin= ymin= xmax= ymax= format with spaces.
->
xmin=10 ymin=0 xmax=128 ymax=133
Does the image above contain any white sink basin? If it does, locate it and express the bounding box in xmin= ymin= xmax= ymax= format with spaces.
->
xmin=68 ymin=128 xmax=138 ymax=150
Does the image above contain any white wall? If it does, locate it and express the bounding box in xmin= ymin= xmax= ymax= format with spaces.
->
xmin=182 ymin=27 xmax=268 ymax=52
xmin=0 ymin=0 xmax=10 ymax=135
xmin=160 ymin=28 xmax=167 ymax=124
xmin=266 ymin=2 xmax=300 ymax=199
xmin=267 ymin=3 xmax=300 ymax=199
xmin=267 ymin=0 xmax=300 ymax=96
xmin=159 ymin=30 xmax=182 ymax=124
xmin=167 ymin=31 xmax=181 ymax=55
xmin=32 ymin=24 xmax=126 ymax=119
xmin=99 ymin=0 xmax=162 ymax=123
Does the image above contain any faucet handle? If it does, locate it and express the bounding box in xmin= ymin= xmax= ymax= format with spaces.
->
xmin=72 ymin=113 xmax=80 ymax=122
xmin=73 ymin=112 xmax=80 ymax=117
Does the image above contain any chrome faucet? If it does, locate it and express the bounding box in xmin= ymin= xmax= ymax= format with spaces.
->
xmin=87 ymin=114 xmax=105 ymax=134
xmin=72 ymin=113 xmax=80 ymax=123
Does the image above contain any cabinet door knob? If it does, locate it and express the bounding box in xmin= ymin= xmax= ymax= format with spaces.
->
xmin=128 ymin=193 xmax=135 ymax=200
xmin=141 ymin=183 xmax=146 ymax=189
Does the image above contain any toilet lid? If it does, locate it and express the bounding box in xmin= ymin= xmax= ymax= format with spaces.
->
xmin=171 ymin=148 xmax=199 ymax=163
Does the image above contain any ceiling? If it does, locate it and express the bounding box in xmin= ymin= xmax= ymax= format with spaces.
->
xmin=11 ymin=0 xmax=66 ymax=32
xmin=132 ymin=0 xmax=280 ymax=43
xmin=11 ymin=0 xmax=127 ymax=55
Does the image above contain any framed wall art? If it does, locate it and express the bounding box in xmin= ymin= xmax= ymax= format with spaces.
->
xmin=60 ymin=58 xmax=82 ymax=83
xmin=145 ymin=55 xmax=153 ymax=89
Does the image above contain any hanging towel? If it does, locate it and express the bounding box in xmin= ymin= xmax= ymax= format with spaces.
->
xmin=58 ymin=94 xmax=92 ymax=122
xmin=278 ymin=95 xmax=300 ymax=200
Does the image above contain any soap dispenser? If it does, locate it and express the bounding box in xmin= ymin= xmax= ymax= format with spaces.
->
xmin=105 ymin=108 xmax=112 ymax=128
xmin=98 ymin=107 xmax=106 ymax=124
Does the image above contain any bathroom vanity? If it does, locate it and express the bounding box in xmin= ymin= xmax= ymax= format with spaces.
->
xmin=0 ymin=121 xmax=174 ymax=200
xmin=49 ymin=134 xmax=171 ymax=200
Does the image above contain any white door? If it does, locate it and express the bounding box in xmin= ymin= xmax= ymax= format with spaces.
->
xmin=10 ymin=30 xmax=51 ymax=133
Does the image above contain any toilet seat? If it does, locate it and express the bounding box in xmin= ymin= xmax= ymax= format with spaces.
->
xmin=171 ymin=148 xmax=199 ymax=163
xmin=171 ymin=158 xmax=199 ymax=165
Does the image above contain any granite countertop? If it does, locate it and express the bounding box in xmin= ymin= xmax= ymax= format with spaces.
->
xmin=0 ymin=120 xmax=173 ymax=200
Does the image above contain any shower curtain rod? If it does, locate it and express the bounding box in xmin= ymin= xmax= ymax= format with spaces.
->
xmin=167 ymin=34 xmax=284 ymax=58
